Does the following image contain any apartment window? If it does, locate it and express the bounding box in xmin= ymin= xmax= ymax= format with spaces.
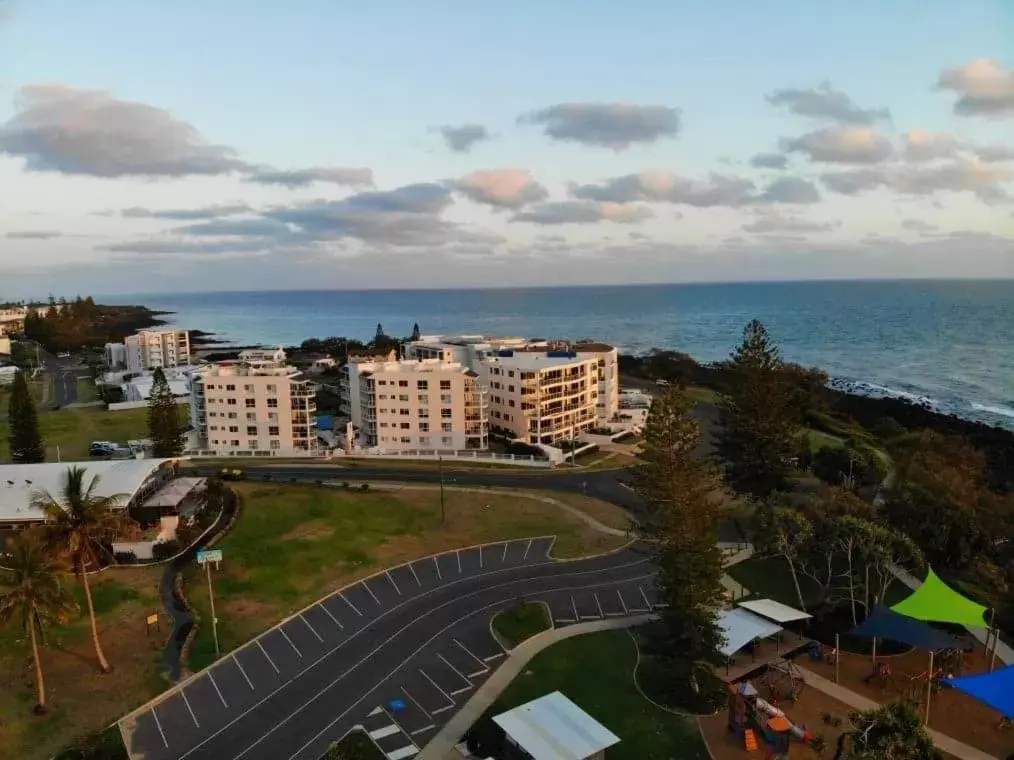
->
xmin=442 ymin=436 xmax=453 ymax=445
xmin=508 ymin=371 xmax=515 ymax=378
xmin=267 ymin=398 xmax=278 ymax=408
xmin=269 ymin=426 xmax=279 ymax=436
xmin=270 ymin=440 xmax=280 ymax=450
xmin=398 ymin=380 xmax=408 ymax=387
xmin=206 ymin=384 xmax=215 ymax=390
xmin=400 ymin=408 xmax=410 ymax=416
xmin=248 ymin=440 xmax=258 ymax=449
xmin=400 ymin=422 xmax=411 ymax=430
xmin=441 ymin=394 xmax=452 ymax=404
xmin=226 ymin=384 xmax=236 ymax=391
xmin=440 ymin=380 xmax=451 ymax=390
xmin=417 ymin=380 xmax=428 ymax=390
xmin=227 ymin=412 xmax=238 ymax=419
xmin=266 ymin=384 xmax=277 ymax=393
xmin=508 ymin=385 xmax=515 ymax=392
xmin=419 ymin=422 xmax=429 ymax=432
xmin=210 ymin=425 xmax=218 ymax=432
xmin=245 ymin=412 xmax=256 ymax=422
xmin=441 ymin=408 xmax=452 ymax=418
xmin=418 ymin=409 xmax=429 ymax=419
xmin=398 ymin=394 xmax=409 ymax=401
xmin=418 ymin=394 xmax=429 ymax=404
xmin=509 ymin=400 xmax=516 ymax=408
xmin=246 ymin=426 xmax=258 ymax=435
xmin=229 ymin=426 xmax=239 ymax=433
xmin=441 ymin=422 xmax=453 ymax=432
xmin=227 ymin=398 xmax=237 ymax=405
xmin=400 ymin=436 xmax=412 ymax=443
xmin=268 ymin=412 xmax=278 ymax=421
xmin=419 ymin=436 xmax=430 ymax=445
xmin=244 ymin=384 xmax=254 ymax=392
xmin=379 ymin=394 xmax=388 ymax=400
xmin=231 ymin=440 xmax=240 ymax=447
xmin=245 ymin=399 xmax=256 ymax=408
xmin=378 ymin=380 xmax=387 ymax=386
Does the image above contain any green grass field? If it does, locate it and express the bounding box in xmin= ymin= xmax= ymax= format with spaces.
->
xmin=480 ymin=630 xmax=709 ymax=760
xmin=492 ymin=602 xmax=551 ymax=647
xmin=0 ymin=406 xmax=152 ymax=462
xmin=75 ymin=378 xmax=100 ymax=403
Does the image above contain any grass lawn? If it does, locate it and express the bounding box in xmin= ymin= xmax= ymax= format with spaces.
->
xmin=686 ymin=386 xmax=721 ymax=405
xmin=492 ymin=602 xmax=550 ymax=648
xmin=806 ymin=427 xmax=845 ymax=453
xmin=0 ymin=406 xmax=152 ymax=462
xmin=183 ymin=483 xmax=629 ymax=670
xmin=478 ymin=630 xmax=709 ymax=760
xmin=319 ymin=731 xmax=385 ymax=759
xmin=75 ymin=377 xmax=100 ymax=403
xmin=0 ymin=566 xmax=168 ymax=760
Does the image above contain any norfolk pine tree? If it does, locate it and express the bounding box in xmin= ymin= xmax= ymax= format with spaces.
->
xmin=634 ymin=385 xmax=727 ymax=700
xmin=8 ymin=369 xmax=45 ymax=463
xmin=148 ymin=367 xmax=184 ymax=457
xmin=716 ymin=319 xmax=799 ymax=499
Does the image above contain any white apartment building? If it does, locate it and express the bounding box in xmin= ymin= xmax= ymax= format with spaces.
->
xmin=481 ymin=350 xmax=600 ymax=445
xmin=0 ymin=336 xmax=10 ymax=356
xmin=114 ymin=329 xmax=191 ymax=373
xmin=404 ymin=335 xmax=620 ymax=425
xmin=340 ymin=358 xmax=488 ymax=452
xmin=105 ymin=342 xmax=127 ymax=368
xmin=189 ymin=349 xmax=317 ymax=455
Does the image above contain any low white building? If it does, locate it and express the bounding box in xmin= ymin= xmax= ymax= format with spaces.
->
xmin=492 ymin=691 xmax=621 ymax=760
xmin=121 ymin=371 xmax=192 ymax=403
xmin=105 ymin=341 xmax=127 ymax=369
xmin=0 ymin=366 xmax=19 ymax=385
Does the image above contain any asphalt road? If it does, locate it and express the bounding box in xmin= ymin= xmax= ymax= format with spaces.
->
xmin=120 ymin=539 xmax=658 ymax=760
xmin=27 ymin=342 xmax=85 ymax=408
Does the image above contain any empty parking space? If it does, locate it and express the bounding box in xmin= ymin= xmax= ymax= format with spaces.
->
xmin=457 ymin=546 xmax=483 ymax=575
xmin=456 ymin=627 xmax=507 ymax=663
xmin=364 ymin=574 xmax=402 ymax=608
xmin=597 ymin=588 xmax=627 ymax=617
xmin=377 ymin=688 xmax=436 ymax=737
xmin=303 ymin=602 xmax=347 ymax=642
xmin=419 ymin=656 xmax=472 ymax=698
xmin=435 ymin=643 xmax=487 ymax=682
xmin=340 ymin=582 xmax=383 ymax=619
xmin=182 ymin=673 xmax=231 ymax=733
xmin=450 ymin=638 xmax=491 ymax=678
xmin=386 ymin=565 xmax=421 ymax=598
xmin=127 ymin=709 xmax=169 ymax=756
xmin=236 ymin=640 xmax=284 ymax=689
xmin=525 ymin=536 xmax=556 ymax=561
xmin=282 ymin=615 xmax=329 ymax=659
xmin=572 ymin=591 xmax=603 ymax=621
xmin=209 ymin=654 xmax=258 ymax=708
xmin=615 ymin=582 xmax=651 ymax=614
xmin=259 ymin=628 xmax=303 ymax=676
xmin=409 ymin=555 xmax=443 ymax=589
xmin=546 ymin=593 xmax=578 ymax=626
xmin=400 ymin=669 xmax=456 ymax=716
xmin=321 ymin=592 xmax=366 ymax=631
xmin=151 ymin=691 xmax=201 ymax=741
xmin=435 ymin=550 xmax=461 ymax=579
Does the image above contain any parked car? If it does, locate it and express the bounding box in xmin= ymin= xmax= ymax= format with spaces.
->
xmin=89 ymin=441 xmax=119 ymax=457
xmin=57 ymin=352 xmax=71 ymax=359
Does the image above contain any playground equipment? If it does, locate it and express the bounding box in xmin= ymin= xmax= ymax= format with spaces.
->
xmin=757 ymin=659 xmax=806 ymax=704
xmin=728 ymin=681 xmax=813 ymax=756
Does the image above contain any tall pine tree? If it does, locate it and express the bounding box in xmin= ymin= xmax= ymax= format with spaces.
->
xmin=716 ymin=319 xmax=798 ymax=499
xmin=148 ymin=368 xmax=184 ymax=457
xmin=634 ymin=386 xmax=727 ymax=704
xmin=8 ymin=370 xmax=45 ymax=463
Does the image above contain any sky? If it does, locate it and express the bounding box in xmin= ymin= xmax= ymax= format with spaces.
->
xmin=1 ymin=0 xmax=1013 ymax=296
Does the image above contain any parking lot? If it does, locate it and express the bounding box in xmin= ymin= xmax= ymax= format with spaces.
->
xmin=119 ymin=537 xmax=655 ymax=760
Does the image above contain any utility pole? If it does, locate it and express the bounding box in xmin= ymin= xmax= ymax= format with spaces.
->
xmin=197 ymin=549 xmax=222 ymax=657
xmin=438 ymin=453 xmax=446 ymax=524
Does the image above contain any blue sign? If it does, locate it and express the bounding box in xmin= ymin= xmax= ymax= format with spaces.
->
xmin=387 ymin=698 xmax=407 ymax=713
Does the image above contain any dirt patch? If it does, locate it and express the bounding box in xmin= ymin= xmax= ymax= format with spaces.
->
xmin=805 ymin=646 xmax=1014 ymax=758
xmin=278 ymin=519 xmax=335 ymax=542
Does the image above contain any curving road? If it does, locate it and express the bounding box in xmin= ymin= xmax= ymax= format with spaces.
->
xmin=120 ymin=538 xmax=658 ymax=760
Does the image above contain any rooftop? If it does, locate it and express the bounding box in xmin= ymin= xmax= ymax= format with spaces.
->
xmin=0 ymin=459 xmax=173 ymax=524
xmin=482 ymin=351 xmax=594 ymax=371
xmin=492 ymin=691 xmax=620 ymax=760
xmin=355 ymin=358 xmax=468 ymax=375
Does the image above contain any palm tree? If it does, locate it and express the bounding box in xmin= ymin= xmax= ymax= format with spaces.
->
xmin=0 ymin=530 xmax=77 ymax=713
xmin=31 ymin=466 xmax=130 ymax=673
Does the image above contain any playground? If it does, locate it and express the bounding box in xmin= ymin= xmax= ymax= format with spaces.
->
xmin=704 ymin=569 xmax=1014 ymax=759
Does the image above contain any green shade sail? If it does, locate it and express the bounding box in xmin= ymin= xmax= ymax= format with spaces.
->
xmin=890 ymin=567 xmax=988 ymax=628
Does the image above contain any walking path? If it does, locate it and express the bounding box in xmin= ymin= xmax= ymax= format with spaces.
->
xmin=796 ymin=667 xmax=1000 ymax=760
xmin=416 ymin=614 xmax=657 ymax=760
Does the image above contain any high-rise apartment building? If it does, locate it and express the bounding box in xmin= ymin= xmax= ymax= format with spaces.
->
xmin=122 ymin=329 xmax=191 ymax=373
xmin=189 ymin=348 xmax=317 ymax=455
xmin=339 ymin=358 xmax=488 ymax=451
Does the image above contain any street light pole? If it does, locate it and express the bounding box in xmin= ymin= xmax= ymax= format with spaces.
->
xmin=438 ymin=453 xmax=445 ymax=524
xmin=206 ymin=561 xmax=219 ymax=657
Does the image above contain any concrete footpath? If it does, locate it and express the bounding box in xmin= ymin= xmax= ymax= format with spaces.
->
xmin=417 ymin=614 xmax=657 ymax=760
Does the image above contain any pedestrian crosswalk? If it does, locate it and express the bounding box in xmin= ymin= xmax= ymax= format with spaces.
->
xmin=359 ymin=706 xmax=420 ymax=760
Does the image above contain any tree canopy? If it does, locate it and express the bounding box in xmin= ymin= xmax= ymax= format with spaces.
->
xmin=8 ymin=369 xmax=45 ymax=463
xmin=148 ymin=367 xmax=185 ymax=457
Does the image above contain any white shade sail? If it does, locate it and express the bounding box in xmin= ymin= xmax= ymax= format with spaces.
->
xmin=738 ymin=598 xmax=813 ymax=624
xmin=718 ymin=607 xmax=784 ymax=657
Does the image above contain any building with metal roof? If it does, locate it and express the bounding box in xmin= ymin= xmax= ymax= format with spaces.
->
xmin=492 ymin=691 xmax=620 ymax=760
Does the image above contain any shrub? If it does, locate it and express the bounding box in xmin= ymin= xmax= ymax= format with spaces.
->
xmin=359 ymin=483 xmax=370 ymax=492
xmin=113 ymin=551 xmax=137 ymax=564
xmin=342 ymin=481 xmax=350 ymax=489
xmin=810 ymin=733 xmax=827 ymax=756
xmin=151 ymin=540 xmax=181 ymax=561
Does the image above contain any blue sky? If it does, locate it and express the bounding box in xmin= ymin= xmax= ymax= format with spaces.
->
xmin=1 ymin=0 xmax=1012 ymax=294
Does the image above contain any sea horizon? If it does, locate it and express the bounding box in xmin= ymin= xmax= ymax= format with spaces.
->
xmin=101 ymin=280 xmax=1014 ymax=432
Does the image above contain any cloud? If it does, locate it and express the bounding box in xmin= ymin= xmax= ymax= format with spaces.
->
xmin=782 ymin=126 xmax=894 ymax=164
xmin=903 ymin=129 xmax=959 ymax=162
xmin=438 ymin=124 xmax=491 ymax=153
xmin=174 ymin=219 xmax=296 ymax=238
xmin=821 ymin=158 xmax=1012 ymax=202
xmin=901 ymin=218 xmax=938 ymax=233
xmin=0 ymin=84 xmax=373 ymax=186
xmin=755 ymin=176 xmax=821 ymax=204
xmin=570 ymin=171 xmax=757 ymax=207
xmin=101 ymin=238 xmax=273 ymax=255
xmin=6 ymin=230 xmax=62 ymax=239
xmin=975 ymin=144 xmax=1014 ymax=163
xmin=118 ymin=203 xmax=253 ymax=220
xmin=512 ymin=200 xmax=653 ymax=225
xmin=742 ymin=210 xmax=840 ymax=234
xmin=750 ymin=153 xmax=789 ymax=169
xmin=937 ymin=59 xmax=1014 ymax=117
xmin=519 ymin=103 xmax=681 ymax=149
xmin=448 ymin=169 xmax=548 ymax=209
xmin=243 ymin=166 xmax=373 ymax=188
xmin=766 ymin=81 xmax=890 ymax=124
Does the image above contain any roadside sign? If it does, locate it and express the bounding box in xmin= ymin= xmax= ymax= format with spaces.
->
xmin=146 ymin=613 xmax=159 ymax=626
xmin=387 ymin=698 xmax=407 ymax=713
xmin=197 ymin=549 xmax=223 ymax=565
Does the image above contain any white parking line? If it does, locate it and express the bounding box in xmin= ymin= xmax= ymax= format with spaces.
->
xmin=438 ymin=653 xmax=471 ymax=685
xmin=387 ymin=746 xmax=419 ymax=760
xmin=479 ymin=544 xmax=483 ymax=569
xmin=180 ymin=688 xmax=200 ymax=727
xmin=617 ymin=588 xmax=629 ymax=615
xmin=368 ymin=724 xmax=400 ymax=740
xmin=256 ymin=640 xmax=279 ymax=673
xmin=150 ymin=706 xmax=169 ymax=748
xmin=232 ymin=654 xmax=255 ymax=690
xmin=571 ymin=596 xmax=580 ymax=621
xmin=523 ymin=538 xmax=533 ymax=560
xmin=639 ymin=586 xmax=653 ymax=611
xmin=363 ymin=580 xmax=382 ymax=606
xmin=401 ymin=686 xmax=431 ymax=719
xmin=408 ymin=562 xmax=422 ymax=587
xmin=455 ymin=549 xmax=462 ymax=574
xmin=369 ymin=706 xmax=383 ymax=717
xmin=410 ymin=724 xmax=436 ymax=736
xmin=385 ymin=570 xmax=402 ymax=596
xmin=483 ymin=651 xmax=506 ymax=662
xmin=319 ymin=603 xmax=344 ymax=630
xmin=502 ymin=542 xmax=508 ymax=563
xmin=207 ymin=670 xmax=229 ymax=708
xmin=419 ymin=669 xmax=455 ymax=713
xmin=279 ymin=627 xmax=303 ymax=658
xmin=340 ymin=591 xmax=363 ymax=617
xmin=433 ymin=555 xmax=442 ymax=580
xmin=453 ymin=638 xmax=489 ymax=676
xmin=300 ymin=613 xmax=324 ymax=642
xmin=594 ymin=592 xmax=604 ymax=618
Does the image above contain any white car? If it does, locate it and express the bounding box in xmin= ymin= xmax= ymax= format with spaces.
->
xmin=57 ymin=352 xmax=71 ymax=358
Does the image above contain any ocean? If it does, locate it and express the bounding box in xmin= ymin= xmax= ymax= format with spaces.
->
xmin=103 ymin=280 xmax=1014 ymax=431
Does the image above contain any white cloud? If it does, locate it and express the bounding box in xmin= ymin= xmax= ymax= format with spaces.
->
xmin=448 ymin=169 xmax=548 ymax=209
xmin=519 ymin=103 xmax=681 ymax=149
xmin=937 ymin=59 xmax=1014 ymax=118
xmin=782 ymin=126 xmax=895 ymax=164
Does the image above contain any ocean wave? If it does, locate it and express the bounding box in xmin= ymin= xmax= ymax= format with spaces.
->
xmin=829 ymin=378 xmax=938 ymax=408
xmin=971 ymin=402 xmax=1014 ymax=419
